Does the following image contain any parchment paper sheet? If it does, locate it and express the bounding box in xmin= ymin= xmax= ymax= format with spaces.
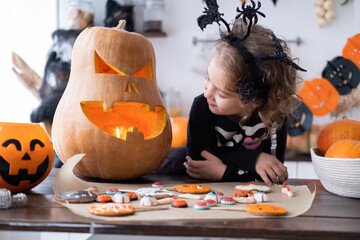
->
xmin=53 ymin=154 xmax=316 ymax=221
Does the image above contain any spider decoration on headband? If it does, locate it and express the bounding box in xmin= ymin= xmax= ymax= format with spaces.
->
xmin=197 ymin=0 xmax=306 ymax=104
xmin=236 ymin=1 xmax=265 ymax=39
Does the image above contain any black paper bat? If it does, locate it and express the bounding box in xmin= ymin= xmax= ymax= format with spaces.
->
xmin=197 ymin=0 xmax=230 ymax=32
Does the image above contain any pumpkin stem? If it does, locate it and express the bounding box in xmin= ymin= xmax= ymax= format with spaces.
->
xmin=115 ymin=20 xmax=127 ymax=30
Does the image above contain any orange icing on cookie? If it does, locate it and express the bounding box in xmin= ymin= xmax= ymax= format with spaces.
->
xmin=89 ymin=203 xmax=135 ymax=216
xmin=245 ymin=204 xmax=287 ymax=216
xmin=171 ymin=199 xmax=188 ymax=208
xmin=174 ymin=184 xmax=211 ymax=194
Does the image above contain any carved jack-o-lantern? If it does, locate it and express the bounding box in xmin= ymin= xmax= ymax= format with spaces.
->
xmin=298 ymin=78 xmax=339 ymax=116
xmin=52 ymin=21 xmax=172 ymax=181
xmin=0 ymin=123 xmax=54 ymax=193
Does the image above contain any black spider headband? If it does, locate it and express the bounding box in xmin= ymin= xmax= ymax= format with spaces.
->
xmin=198 ymin=0 xmax=306 ymax=103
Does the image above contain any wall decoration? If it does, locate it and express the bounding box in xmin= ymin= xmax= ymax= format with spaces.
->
xmin=288 ymin=102 xmax=313 ymax=137
xmin=314 ymin=0 xmax=336 ymax=28
xmin=342 ymin=33 xmax=360 ymax=70
xmin=298 ymin=78 xmax=339 ymax=117
xmin=322 ymin=56 xmax=360 ymax=95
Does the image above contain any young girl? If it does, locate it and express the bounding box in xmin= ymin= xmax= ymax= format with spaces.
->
xmin=158 ymin=1 xmax=305 ymax=186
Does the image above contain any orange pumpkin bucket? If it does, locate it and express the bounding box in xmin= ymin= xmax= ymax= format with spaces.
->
xmin=0 ymin=122 xmax=54 ymax=193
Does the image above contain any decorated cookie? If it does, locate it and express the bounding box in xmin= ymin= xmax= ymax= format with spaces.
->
xmin=96 ymin=194 xmax=113 ymax=203
xmin=112 ymin=192 xmax=130 ymax=204
xmin=89 ymin=203 xmax=135 ymax=216
xmin=221 ymin=197 xmax=236 ymax=205
xmin=178 ymin=193 xmax=202 ymax=200
xmin=171 ymin=199 xmax=188 ymax=208
xmin=253 ymin=191 xmax=269 ymax=202
xmin=126 ymin=192 xmax=138 ymax=201
xmin=245 ymin=204 xmax=287 ymax=216
xmin=85 ymin=186 xmax=98 ymax=193
xmin=204 ymin=192 xmax=221 ymax=203
xmin=234 ymin=183 xmax=271 ymax=193
xmin=106 ymin=188 xmax=119 ymax=195
xmin=157 ymin=197 xmax=174 ymax=205
xmin=234 ymin=193 xmax=257 ymax=204
xmin=203 ymin=199 xmax=217 ymax=207
xmin=140 ymin=195 xmax=158 ymax=206
xmin=135 ymin=188 xmax=174 ymax=199
xmin=281 ymin=183 xmax=294 ymax=197
xmin=55 ymin=190 xmax=97 ymax=203
xmin=194 ymin=202 xmax=210 ymax=210
xmin=152 ymin=182 xmax=164 ymax=188
xmin=174 ymin=184 xmax=211 ymax=194
xmin=234 ymin=190 xmax=248 ymax=197
xmin=216 ymin=191 xmax=224 ymax=199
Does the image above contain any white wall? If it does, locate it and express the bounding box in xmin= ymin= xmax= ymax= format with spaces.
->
xmin=0 ymin=0 xmax=57 ymax=123
xmin=1 ymin=0 xmax=359 ymax=123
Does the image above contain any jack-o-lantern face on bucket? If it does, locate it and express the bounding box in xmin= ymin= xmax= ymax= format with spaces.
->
xmin=52 ymin=21 xmax=172 ymax=181
xmin=0 ymin=123 xmax=54 ymax=193
xmin=298 ymin=78 xmax=339 ymax=116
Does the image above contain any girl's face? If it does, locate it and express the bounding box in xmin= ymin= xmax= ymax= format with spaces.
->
xmin=204 ymin=56 xmax=253 ymax=119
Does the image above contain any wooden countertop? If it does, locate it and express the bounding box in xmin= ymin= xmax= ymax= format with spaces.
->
xmin=1 ymin=169 xmax=359 ymax=240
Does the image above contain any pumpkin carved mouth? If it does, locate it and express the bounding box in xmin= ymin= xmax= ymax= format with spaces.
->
xmin=80 ymin=101 xmax=166 ymax=140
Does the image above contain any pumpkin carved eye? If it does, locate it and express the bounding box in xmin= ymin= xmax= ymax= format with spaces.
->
xmin=94 ymin=50 xmax=153 ymax=81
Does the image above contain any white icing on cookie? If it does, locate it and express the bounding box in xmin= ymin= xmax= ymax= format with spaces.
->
xmin=234 ymin=184 xmax=271 ymax=192
xmin=140 ymin=195 xmax=158 ymax=206
xmin=253 ymin=191 xmax=269 ymax=202
xmin=112 ymin=192 xmax=130 ymax=203
xmin=135 ymin=188 xmax=174 ymax=197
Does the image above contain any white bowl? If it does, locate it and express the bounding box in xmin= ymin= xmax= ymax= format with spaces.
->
xmin=310 ymin=147 xmax=360 ymax=198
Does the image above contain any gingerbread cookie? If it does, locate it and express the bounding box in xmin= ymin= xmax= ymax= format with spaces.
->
xmin=245 ymin=204 xmax=287 ymax=216
xmin=89 ymin=203 xmax=135 ymax=216
xmin=135 ymin=188 xmax=174 ymax=199
xmin=55 ymin=190 xmax=96 ymax=203
xmin=174 ymin=184 xmax=211 ymax=194
xmin=234 ymin=184 xmax=271 ymax=193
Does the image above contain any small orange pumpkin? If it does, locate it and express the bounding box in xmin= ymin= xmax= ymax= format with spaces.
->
xmin=171 ymin=117 xmax=188 ymax=148
xmin=325 ymin=139 xmax=360 ymax=158
xmin=317 ymin=118 xmax=360 ymax=156
xmin=0 ymin=123 xmax=54 ymax=193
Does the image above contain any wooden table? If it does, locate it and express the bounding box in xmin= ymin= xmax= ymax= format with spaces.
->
xmin=1 ymin=169 xmax=359 ymax=240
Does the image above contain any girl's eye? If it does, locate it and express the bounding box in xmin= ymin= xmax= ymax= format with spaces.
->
xmin=218 ymin=91 xmax=225 ymax=98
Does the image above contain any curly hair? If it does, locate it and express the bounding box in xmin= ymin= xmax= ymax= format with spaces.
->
xmin=215 ymin=20 xmax=302 ymax=137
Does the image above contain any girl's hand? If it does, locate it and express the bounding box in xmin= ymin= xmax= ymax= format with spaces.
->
xmin=184 ymin=150 xmax=226 ymax=181
xmin=255 ymin=152 xmax=288 ymax=185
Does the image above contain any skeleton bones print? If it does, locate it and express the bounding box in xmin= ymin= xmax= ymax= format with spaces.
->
xmin=215 ymin=122 xmax=267 ymax=150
